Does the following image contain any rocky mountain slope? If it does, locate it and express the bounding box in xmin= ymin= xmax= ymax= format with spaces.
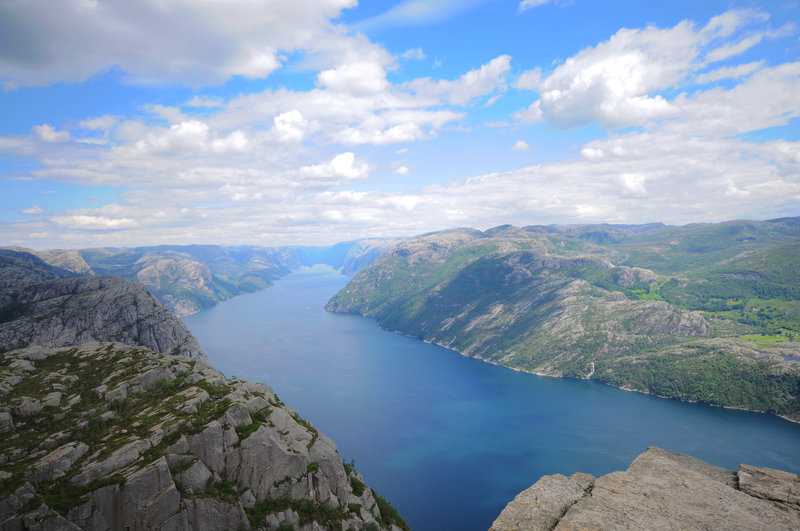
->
xmin=0 ymin=343 xmax=406 ymax=530
xmin=327 ymin=219 xmax=800 ymax=419
xmin=0 ymin=252 xmax=406 ymax=530
xmin=491 ymin=447 xmax=800 ymax=530
xmin=0 ymin=252 xmax=203 ymax=359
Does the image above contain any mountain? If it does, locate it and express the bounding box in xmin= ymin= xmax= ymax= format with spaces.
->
xmin=15 ymin=240 xmax=398 ymax=317
xmin=327 ymin=218 xmax=800 ymax=420
xmin=0 ymin=251 xmax=203 ymax=359
xmin=491 ymin=447 xmax=800 ymax=530
xmin=0 ymin=253 xmax=406 ymax=530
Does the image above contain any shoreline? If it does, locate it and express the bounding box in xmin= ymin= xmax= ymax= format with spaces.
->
xmin=349 ymin=313 xmax=800 ymax=427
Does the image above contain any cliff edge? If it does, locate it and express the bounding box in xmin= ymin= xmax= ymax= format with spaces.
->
xmin=0 ymin=252 xmax=407 ymax=530
xmin=0 ymin=251 xmax=204 ymax=359
xmin=491 ymin=447 xmax=800 ymax=530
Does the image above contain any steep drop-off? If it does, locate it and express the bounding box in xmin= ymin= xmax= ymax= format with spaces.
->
xmin=0 ymin=255 xmax=204 ymax=359
xmin=0 ymin=253 xmax=407 ymax=530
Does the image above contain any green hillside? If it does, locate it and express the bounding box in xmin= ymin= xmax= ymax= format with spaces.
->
xmin=327 ymin=218 xmax=800 ymax=420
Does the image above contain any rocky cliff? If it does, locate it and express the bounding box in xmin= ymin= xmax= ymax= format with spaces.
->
xmin=491 ymin=447 xmax=800 ymax=530
xmin=0 ymin=252 xmax=407 ymax=530
xmin=0 ymin=342 xmax=406 ymax=530
xmin=0 ymin=272 xmax=204 ymax=360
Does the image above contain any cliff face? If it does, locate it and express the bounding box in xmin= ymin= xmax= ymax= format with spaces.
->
xmin=0 ymin=275 xmax=204 ymax=359
xmin=0 ymin=343 xmax=405 ymax=530
xmin=491 ymin=447 xmax=800 ymax=530
xmin=0 ymin=251 xmax=407 ymax=530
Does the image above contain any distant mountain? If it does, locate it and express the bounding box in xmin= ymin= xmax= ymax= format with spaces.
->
xmin=0 ymin=249 xmax=77 ymax=291
xmin=0 ymin=251 xmax=203 ymax=359
xmin=11 ymin=239 xmax=399 ymax=317
xmin=327 ymin=218 xmax=800 ymax=420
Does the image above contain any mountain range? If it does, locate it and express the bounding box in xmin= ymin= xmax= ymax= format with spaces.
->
xmin=327 ymin=218 xmax=800 ymax=420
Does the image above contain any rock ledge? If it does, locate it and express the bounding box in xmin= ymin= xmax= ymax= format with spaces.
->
xmin=492 ymin=447 xmax=800 ymax=530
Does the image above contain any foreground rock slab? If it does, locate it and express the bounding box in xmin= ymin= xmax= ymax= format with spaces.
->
xmin=492 ymin=447 xmax=800 ymax=530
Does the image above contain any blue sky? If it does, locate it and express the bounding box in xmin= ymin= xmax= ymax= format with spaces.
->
xmin=1 ymin=0 xmax=799 ymax=248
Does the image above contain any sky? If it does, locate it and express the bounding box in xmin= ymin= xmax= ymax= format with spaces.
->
xmin=1 ymin=0 xmax=799 ymax=249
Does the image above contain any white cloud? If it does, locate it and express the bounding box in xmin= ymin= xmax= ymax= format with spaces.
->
xmin=581 ymin=147 xmax=604 ymax=159
xmin=185 ymin=96 xmax=224 ymax=108
xmin=318 ymin=62 xmax=390 ymax=95
xmin=618 ymin=173 xmax=647 ymax=196
xmin=394 ymin=166 xmax=411 ymax=175
xmin=704 ymin=23 xmax=795 ymax=63
xmin=514 ymin=68 xmax=542 ymax=90
xmin=272 ymin=110 xmax=308 ymax=143
xmin=695 ymin=61 xmax=763 ymax=84
xmin=299 ymin=152 xmax=370 ymax=182
xmin=53 ymin=214 xmax=139 ymax=230
xmin=668 ymin=62 xmax=800 ymax=136
xmin=401 ymin=48 xmax=426 ymax=60
xmin=0 ymin=0 xmax=360 ymax=87
xmin=33 ymin=124 xmax=71 ymax=142
xmin=512 ymin=140 xmax=530 ymax=151
xmin=519 ymin=11 xmax=796 ymax=130
xmin=79 ymin=115 xmax=118 ymax=131
xmin=407 ymin=55 xmax=511 ymax=106
xmin=518 ymin=0 xmax=555 ymax=12
xmin=22 ymin=205 xmax=45 ymax=215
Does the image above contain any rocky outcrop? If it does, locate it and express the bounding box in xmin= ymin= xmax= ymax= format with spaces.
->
xmin=491 ymin=447 xmax=800 ymax=530
xmin=0 ymin=275 xmax=204 ymax=359
xmin=0 ymin=342 xmax=406 ymax=530
xmin=0 ymin=249 xmax=75 ymax=291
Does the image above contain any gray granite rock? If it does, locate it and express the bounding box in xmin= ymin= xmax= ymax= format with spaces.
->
xmin=491 ymin=472 xmax=594 ymax=530
xmin=0 ymin=276 xmax=204 ymax=359
xmin=739 ymin=463 xmax=800 ymax=508
xmin=31 ymin=442 xmax=89 ymax=483
xmin=0 ymin=411 xmax=14 ymax=434
xmin=494 ymin=447 xmax=800 ymax=530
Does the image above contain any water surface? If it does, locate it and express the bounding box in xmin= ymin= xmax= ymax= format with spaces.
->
xmin=184 ymin=265 xmax=800 ymax=531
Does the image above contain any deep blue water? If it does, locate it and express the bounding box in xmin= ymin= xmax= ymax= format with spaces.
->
xmin=184 ymin=265 xmax=800 ymax=531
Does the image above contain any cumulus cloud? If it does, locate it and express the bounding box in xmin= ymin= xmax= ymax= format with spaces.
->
xmin=401 ymin=48 xmax=426 ymax=60
xmin=22 ymin=205 xmax=45 ymax=215
xmin=695 ymin=61 xmax=763 ymax=84
xmin=299 ymin=152 xmax=370 ymax=182
xmin=407 ymin=55 xmax=511 ymax=106
xmin=518 ymin=10 xmax=795 ymax=130
xmin=518 ymin=0 xmax=555 ymax=12
xmin=2 ymin=7 xmax=798 ymax=250
xmin=0 ymin=0 xmax=359 ymax=87
xmin=512 ymin=140 xmax=530 ymax=151
xmin=33 ymin=124 xmax=71 ymax=142
xmin=185 ymin=96 xmax=224 ymax=108
xmin=317 ymin=62 xmax=390 ymax=95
